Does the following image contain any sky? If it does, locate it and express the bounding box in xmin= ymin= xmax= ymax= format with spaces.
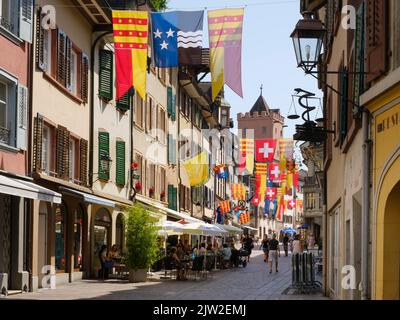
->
xmin=167 ymin=0 xmax=322 ymax=161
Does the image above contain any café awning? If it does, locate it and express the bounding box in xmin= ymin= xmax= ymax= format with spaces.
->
xmin=217 ymin=224 xmax=243 ymax=235
xmin=0 ymin=174 xmax=61 ymax=204
xmin=59 ymin=187 xmax=115 ymax=208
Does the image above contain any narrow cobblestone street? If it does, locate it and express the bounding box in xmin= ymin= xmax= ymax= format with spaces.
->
xmin=8 ymin=250 xmax=327 ymax=300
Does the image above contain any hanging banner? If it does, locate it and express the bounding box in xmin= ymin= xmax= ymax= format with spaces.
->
xmin=239 ymin=139 xmax=254 ymax=175
xmin=183 ymin=150 xmax=209 ymax=186
xmin=268 ymin=164 xmax=281 ymax=182
xmin=208 ymin=8 xmax=244 ymax=101
xmin=231 ymin=183 xmax=246 ymax=200
xmin=255 ymin=139 xmax=277 ymax=163
xmin=112 ymin=10 xmax=149 ymax=100
xmin=151 ymin=11 xmax=204 ymax=68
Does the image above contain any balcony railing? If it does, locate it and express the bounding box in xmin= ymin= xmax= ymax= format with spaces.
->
xmin=0 ymin=125 xmax=10 ymax=145
xmin=0 ymin=16 xmax=14 ymax=34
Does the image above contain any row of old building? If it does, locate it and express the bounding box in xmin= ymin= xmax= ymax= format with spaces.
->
xmin=299 ymin=0 xmax=400 ymax=299
xmin=0 ymin=0 xmax=244 ymax=294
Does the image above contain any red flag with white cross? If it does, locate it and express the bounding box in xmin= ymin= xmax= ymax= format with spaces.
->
xmin=255 ymin=139 xmax=277 ymax=163
xmin=288 ymin=199 xmax=296 ymax=210
xmin=268 ymin=164 xmax=281 ymax=182
xmin=265 ymin=188 xmax=276 ymax=201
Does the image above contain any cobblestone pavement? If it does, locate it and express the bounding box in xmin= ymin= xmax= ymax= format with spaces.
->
xmin=7 ymin=250 xmax=328 ymax=300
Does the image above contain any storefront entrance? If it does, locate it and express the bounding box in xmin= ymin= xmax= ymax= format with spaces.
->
xmin=0 ymin=194 xmax=12 ymax=291
xmin=93 ymin=208 xmax=111 ymax=277
xmin=380 ymin=181 xmax=400 ymax=299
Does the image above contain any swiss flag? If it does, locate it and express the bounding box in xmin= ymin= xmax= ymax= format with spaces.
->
xmin=265 ymin=188 xmax=276 ymax=201
xmin=288 ymin=199 xmax=296 ymax=210
xmin=255 ymin=139 xmax=277 ymax=163
xmin=252 ymin=195 xmax=261 ymax=206
xmin=268 ymin=164 xmax=281 ymax=181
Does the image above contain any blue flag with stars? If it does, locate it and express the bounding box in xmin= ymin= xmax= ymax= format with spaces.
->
xmin=151 ymin=11 xmax=204 ymax=68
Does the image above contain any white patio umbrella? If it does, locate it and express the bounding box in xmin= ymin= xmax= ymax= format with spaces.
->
xmin=181 ymin=223 xmax=228 ymax=237
xmin=155 ymin=220 xmax=184 ymax=235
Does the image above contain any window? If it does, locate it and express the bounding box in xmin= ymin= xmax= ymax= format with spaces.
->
xmin=99 ymin=49 xmax=113 ymax=101
xmin=167 ymin=134 xmax=176 ymax=165
xmin=0 ymin=0 xmax=18 ymax=35
xmin=159 ymin=167 xmax=166 ymax=201
xmin=158 ymin=107 xmax=166 ymax=143
xmin=36 ymin=25 xmax=89 ymax=102
xmin=147 ymin=162 xmax=156 ymax=197
xmin=98 ymin=131 xmax=110 ymax=181
xmin=70 ymin=50 xmax=78 ymax=95
xmin=69 ymin=138 xmax=76 ymax=181
xmin=167 ymin=86 xmax=176 ymax=121
xmin=146 ymin=96 xmax=152 ymax=132
xmin=168 ymin=185 xmax=178 ymax=211
xmin=134 ymin=94 xmax=144 ymax=128
xmin=0 ymin=80 xmax=7 ymax=129
xmin=262 ymin=127 xmax=267 ymax=135
xmin=41 ymin=125 xmax=52 ymax=174
xmin=134 ymin=152 xmax=143 ymax=194
xmin=116 ymin=140 xmax=125 ymax=186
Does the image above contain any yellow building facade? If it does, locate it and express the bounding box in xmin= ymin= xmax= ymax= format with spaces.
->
xmin=363 ymin=78 xmax=400 ymax=299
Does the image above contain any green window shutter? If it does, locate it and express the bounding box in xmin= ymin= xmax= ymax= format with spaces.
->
xmin=99 ymin=50 xmax=113 ymax=101
xmin=116 ymin=140 xmax=126 ymax=186
xmin=169 ymin=186 xmax=177 ymax=211
xmin=171 ymin=93 xmax=176 ymax=121
xmin=353 ymin=3 xmax=365 ymax=113
xmin=116 ymin=91 xmax=131 ymax=112
xmin=98 ymin=131 xmax=110 ymax=180
xmin=340 ymin=69 xmax=349 ymax=145
xmin=168 ymin=185 xmax=173 ymax=210
xmin=167 ymin=134 xmax=172 ymax=164
xmin=167 ymin=86 xmax=172 ymax=116
xmin=167 ymin=87 xmax=176 ymax=121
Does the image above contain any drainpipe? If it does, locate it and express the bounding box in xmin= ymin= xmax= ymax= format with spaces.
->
xmin=361 ymin=108 xmax=371 ymax=300
xmin=89 ymin=31 xmax=112 ymax=188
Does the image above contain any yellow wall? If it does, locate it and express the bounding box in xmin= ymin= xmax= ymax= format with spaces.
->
xmin=367 ymin=83 xmax=400 ymax=299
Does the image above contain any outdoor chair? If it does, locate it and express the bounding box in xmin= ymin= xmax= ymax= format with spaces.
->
xmin=187 ymin=255 xmax=207 ymax=280
xmin=162 ymin=256 xmax=178 ymax=280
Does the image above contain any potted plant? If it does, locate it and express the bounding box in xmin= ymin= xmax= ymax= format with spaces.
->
xmin=149 ymin=186 xmax=155 ymax=197
xmin=125 ymin=203 xmax=159 ymax=282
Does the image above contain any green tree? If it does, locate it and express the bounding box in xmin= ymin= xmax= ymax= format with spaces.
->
xmin=125 ymin=203 xmax=159 ymax=271
xmin=150 ymin=0 xmax=168 ymax=11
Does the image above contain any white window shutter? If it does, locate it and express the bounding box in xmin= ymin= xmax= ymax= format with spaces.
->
xmin=19 ymin=0 xmax=34 ymax=43
xmin=17 ymin=84 xmax=28 ymax=150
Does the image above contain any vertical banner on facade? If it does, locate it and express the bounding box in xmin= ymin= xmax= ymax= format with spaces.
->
xmin=112 ymin=11 xmax=149 ymax=100
xmin=239 ymin=139 xmax=254 ymax=175
xmin=208 ymin=8 xmax=244 ymax=101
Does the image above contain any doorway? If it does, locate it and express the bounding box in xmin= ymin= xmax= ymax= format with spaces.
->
xmin=93 ymin=208 xmax=111 ymax=277
xmin=382 ymin=181 xmax=400 ymax=299
xmin=38 ymin=202 xmax=48 ymax=288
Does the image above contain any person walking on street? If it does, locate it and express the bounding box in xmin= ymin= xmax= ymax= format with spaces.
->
xmin=260 ymin=234 xmax=269 ymax=262
xmin=268 ymin=234 xmax=280 ymax=273
xmin=282 ymin=233 xmax=289 ymax=257
xmin=243 ymin=234 xmax=254 ymax=262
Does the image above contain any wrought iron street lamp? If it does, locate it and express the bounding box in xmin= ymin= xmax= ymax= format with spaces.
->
xmin=290 ymin=12 xmax=325 ymax=74
xmin=100 ymin=154 xmax=112 ymax=173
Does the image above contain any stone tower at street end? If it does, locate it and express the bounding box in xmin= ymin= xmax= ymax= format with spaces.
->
xmin=237 ymin=87 xmax=285 ymax=140
xmin=236 ymin=88 xmax=286 ymax=238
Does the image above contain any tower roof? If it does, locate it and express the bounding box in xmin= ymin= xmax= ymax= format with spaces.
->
xmin=250 ymin=94 xmax=270 ymax=114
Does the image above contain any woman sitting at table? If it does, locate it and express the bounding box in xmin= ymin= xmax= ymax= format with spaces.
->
xmin=170 ymin=247 xmax=185 ymax=280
